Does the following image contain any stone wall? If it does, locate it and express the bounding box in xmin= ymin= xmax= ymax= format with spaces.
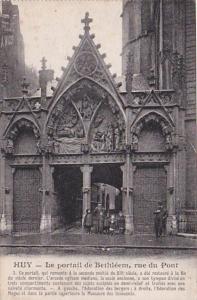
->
xmin=0 ymin=0 xmax=25 ymax=98
xmin=185 ymin=0 xmax=197 ymax=208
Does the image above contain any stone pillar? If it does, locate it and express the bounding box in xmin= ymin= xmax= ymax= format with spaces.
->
xmin=121 ymin=153 xmax=134 ymax=234
xmin=40 ymin=154 xmax=52 ymax=233
xmin=80 ymin=165 xmax=93 ymax=224
xmin=50 ymin=167 xmax=58 ymax=231
xmin=0 ymin=152 xmax=8 ymax=234
xmin=166 ymin=151 xmax=178 ymax=234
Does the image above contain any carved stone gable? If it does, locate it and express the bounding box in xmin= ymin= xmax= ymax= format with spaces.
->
xmin=51 ymin=13 xmax=118 ymax=101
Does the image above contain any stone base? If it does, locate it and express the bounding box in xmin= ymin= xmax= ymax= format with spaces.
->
xmin=166 ymin=215 xmax=178 ymax=235
xmin=51 ymin=216 xmax=62 ymax=231
xmin=40 ymin=214 xmax=51 ymax=233
xmin=0 ymin=214 xmax=9 ymax=235
xmin=125 ymin=214 xmax=134 ymax=234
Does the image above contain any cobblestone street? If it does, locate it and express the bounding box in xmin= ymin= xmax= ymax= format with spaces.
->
xmin=0 ymin=231 xmax=196 ymax=256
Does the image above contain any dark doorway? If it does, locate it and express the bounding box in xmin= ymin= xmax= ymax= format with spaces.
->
xmin=13 ymin=168 xmax=42 ymax=233
xmin=54 ymin=166 xmax=82 ymax=229
xmin=133 ymin=166 xmax=167 ymax=233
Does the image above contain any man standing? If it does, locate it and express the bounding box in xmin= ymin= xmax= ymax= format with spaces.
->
xmin=93 ymin=203 xmax=105 ymax=233
xmin=154 ymin=208 xmax=162 ymax=238
xmin=84 ymin=209 xmax=93 ymax=234
xmin=161 ymin=204 xmax=168 ymax=236
xmin=117 ymin=211 xmax=125 ymax=234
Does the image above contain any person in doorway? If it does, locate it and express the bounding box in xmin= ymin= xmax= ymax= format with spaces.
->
xmin=84 ymin=209 xmax=93 ymax=234
xmin=94 ymin=203 xmax=104 ymax=234
xmin=104 ymin=212 xmax=110 ymax=234
xmin=98 ymin=211 xmax=104 ymax=234
xmin=109 ymin=214 xmax=116 ymax=235
xmin=160 ymin=204 xmax=168 ymax=236
xmin=117 ymin=211 xmax=125 ymax=234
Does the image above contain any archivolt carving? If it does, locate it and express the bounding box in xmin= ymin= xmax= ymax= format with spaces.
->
xmin=6 ymin=118 xmax=40 ymax=141
xmin=131 ymin=113 xmax=174 ymax=151
xmin=2 ymin=118 xmax=40 ymax=155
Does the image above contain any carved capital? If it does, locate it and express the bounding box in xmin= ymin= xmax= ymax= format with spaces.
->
xmin=83 ymin=187 xmax=90 ymax=194
xmin=1 ymin=139 xmax=14 ymax=156
xmin=121 ymin=187 xmax=133 ymax=194
xmin=80 ymin=165 xmax=93 ymax=174
xmin=121 ymin=187 xmax=127 ymax=193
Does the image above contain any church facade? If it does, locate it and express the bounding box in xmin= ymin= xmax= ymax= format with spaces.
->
xmin=0 ymin=1 xmax=196 ymax=235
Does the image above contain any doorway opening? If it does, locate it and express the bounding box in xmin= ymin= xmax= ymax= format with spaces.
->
xmin=53 ymin=166 xmax=82 ymax=230
xmin=91 ymin=164 xmax=123 ymax=214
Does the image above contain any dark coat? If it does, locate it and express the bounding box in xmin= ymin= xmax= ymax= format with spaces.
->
xmin=104 ymin=216 xmax=110 ymax=228
xmin=109 ymin=220 xmax=116 ymax=230
xmin=118 ymin=215 xmax=125 ymax=229
xmin=98 ymin=213 xmax=104 ymax=231
xmin=84 ymin=212 xmax=93 ymax=227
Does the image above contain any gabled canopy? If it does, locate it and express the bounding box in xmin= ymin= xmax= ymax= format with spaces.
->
xmin=48 ymin=12 xmax=124 ymax=110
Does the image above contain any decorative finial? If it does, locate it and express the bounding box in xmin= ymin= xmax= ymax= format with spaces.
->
xmin=81 ymin=12 xmax=93 ymax=33
xmin=21 ymin=77 xmax=29 ymax=96
xmin=41 ymin=57 xmax=47 ymax=70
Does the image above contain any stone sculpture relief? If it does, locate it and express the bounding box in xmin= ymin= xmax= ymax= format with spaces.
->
xmin=47 ymin=79 xmax=125 ymax=154
xmin=90 ymin=101 xmax=125 ymax=153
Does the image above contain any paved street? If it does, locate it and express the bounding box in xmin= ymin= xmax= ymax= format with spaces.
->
xmin=0 ymin=229 xmax=197 ymax=256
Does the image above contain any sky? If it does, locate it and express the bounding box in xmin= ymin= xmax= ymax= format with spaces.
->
xmin=13 ymin=0 xmax=122 ymax=78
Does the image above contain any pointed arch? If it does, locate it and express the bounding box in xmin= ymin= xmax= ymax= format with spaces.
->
xmin=46 ymin=77 xmax=126 ymax=131
xmin=5 ymin=117 xmax=40 ymax=140
xmin=4 ymin=118 xmax=40 ymax=155
xmin=45 ymin=78 xmax=126 ymax=154
xmin=131 ymin=112 xmax=174 ymax=152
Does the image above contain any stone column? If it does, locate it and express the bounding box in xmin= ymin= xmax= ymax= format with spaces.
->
xmin=80 ymin=165 xmax=93 ymax=224
xmin=50 ymin=167 xmax=58 ymax=231
xmin=166 ymin=151 xmax=178 ymax=234
xmin=40 ymin=154 xmax=52 ymax=233
xmin=121 ymin=153 xmax=134 ymax=234
xmin=0 ymin=152 xmax=8 ymax=234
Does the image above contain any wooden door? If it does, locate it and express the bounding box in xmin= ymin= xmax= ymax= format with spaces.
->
xmin=133 ymin=167 xmax=167 ymax=233
xmin=13 ymin=168 xmax=41 ymax=232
